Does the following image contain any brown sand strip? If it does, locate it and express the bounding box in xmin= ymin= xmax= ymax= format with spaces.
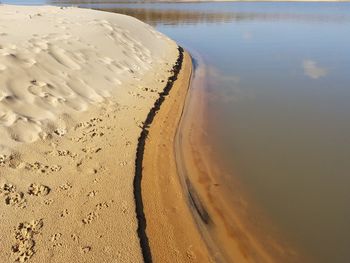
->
xmin=141 ymin=50 xmax=213 ymax=262
xmin=134 ymin=46 xmax=184 ymax=263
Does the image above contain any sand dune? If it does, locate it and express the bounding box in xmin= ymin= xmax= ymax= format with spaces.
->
xmin=0 ymin=5 xmax=179 ymax=262
xmin=0 ymin=5 xmax=175 ymax=153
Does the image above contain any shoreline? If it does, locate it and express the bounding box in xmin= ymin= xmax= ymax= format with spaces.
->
xmin=48 ymin=1 xmax=350 ymax=4
xmin=141 ymin=50 xmax=213 ymax=262
xmin=134 ymin=46 xmax=184 ymax=263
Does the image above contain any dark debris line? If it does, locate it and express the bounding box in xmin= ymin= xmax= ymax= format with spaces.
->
xmin=133 ymin=46 xmax=184 ymax=263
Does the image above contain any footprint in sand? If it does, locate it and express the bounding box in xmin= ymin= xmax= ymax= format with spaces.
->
xmin=75 ymin=127 xmax=105 ymax=143
xmin=50 ymin=233 xmax=63 ymax=248
xmin=96 ymin=201 xmax=110 ymax=210
xmin=11 ymin=219 xmax=43 ymax=262
xmin=25 ymin=162 xmax=61 ymax=174
xmin=27 ymin=80 xmax=54 ymax=98
xmin=93 ymin=178 xmax=100 ymax=184
xmin=82 ymin=147 xmax=102 ymax=154
xmin=0 ymin=183 xmax=26 ymax=208
xmin=75 ymin=117 xmax=103 ymax=130
xmin=28 ymin=183 xmax=50 ymax=196
xmin=5 ymin=192 xmax=26 ymax=208
xmin=119 ymin=161 xmax=128 ymax=167
xmin=81 ymin=200 xmax=113 ymax=225
xmin=58 ymin=182 xmax=72 ymax=191
xmin=54 ymin=127 xmax=67 ymax=137
xmin=0 ymin=155 xmax=9 ymax=166
xmin=87 ymin=190 xmax=97 ymax=197
xmin=0 ymin=183 xmax=15 ymax=195
xmin=80 ymin=246 xmax=91 ymax=254
xmin=59 ymin=209 xmax=69 ymax=218
xmin=71 ymin=233 xmax=79 ymax=242
xmin=44 ymin=199 xmax=53 ymax=205
xmin=39 ymin=132 xmax=52 ymax=141
xmin=50 ymin=233 xmax=62 ymax=242
xmin=0 ymin=154 xmax=11 ymax=167
xmin=25 ymin=162 xmax=45 ymax=172
xmin=50 ymin=165 xmax=62 ymax=172
xmin=7 ymin=154 xmax=23 ymax=169
xmin=55 ymin=149 xmax=77 ymax=159
xmin=82 ymin=211 xmax=98 ymax=225
xmin=186 ymin=248 xmax=196 ymax=260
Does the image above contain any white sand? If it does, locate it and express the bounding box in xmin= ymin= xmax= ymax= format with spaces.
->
xmin=0 ymin=5 xmax=176 ymax=154
xmin=0 ymin=5 xmax=178 ymax=262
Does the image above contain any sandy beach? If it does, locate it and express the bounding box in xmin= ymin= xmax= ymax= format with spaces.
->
xmin=0 ymin=5 xmax=183 ymax=262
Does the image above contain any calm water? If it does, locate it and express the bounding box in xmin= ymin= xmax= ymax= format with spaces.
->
xmin=11 ymin=1 xmax=350 ymax=262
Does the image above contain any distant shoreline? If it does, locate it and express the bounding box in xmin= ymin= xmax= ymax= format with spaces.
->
xmin=48 ymin=1 xmax=350 ymax=4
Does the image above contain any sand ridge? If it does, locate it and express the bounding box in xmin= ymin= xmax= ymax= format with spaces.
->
xmin=0 ymin=5 xmax=179 ymax=263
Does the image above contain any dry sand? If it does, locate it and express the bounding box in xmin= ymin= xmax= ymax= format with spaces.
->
xmin=0 ymin=5 xmax=180 ymax=262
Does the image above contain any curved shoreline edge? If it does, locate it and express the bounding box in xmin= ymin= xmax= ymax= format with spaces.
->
xmin=133 ymin=42 xmax=301 ymax=263
xmin=134 ymin=46 xmax=184 ymax=263
xmin=138 ymin=48 xmax=213 ymax=262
